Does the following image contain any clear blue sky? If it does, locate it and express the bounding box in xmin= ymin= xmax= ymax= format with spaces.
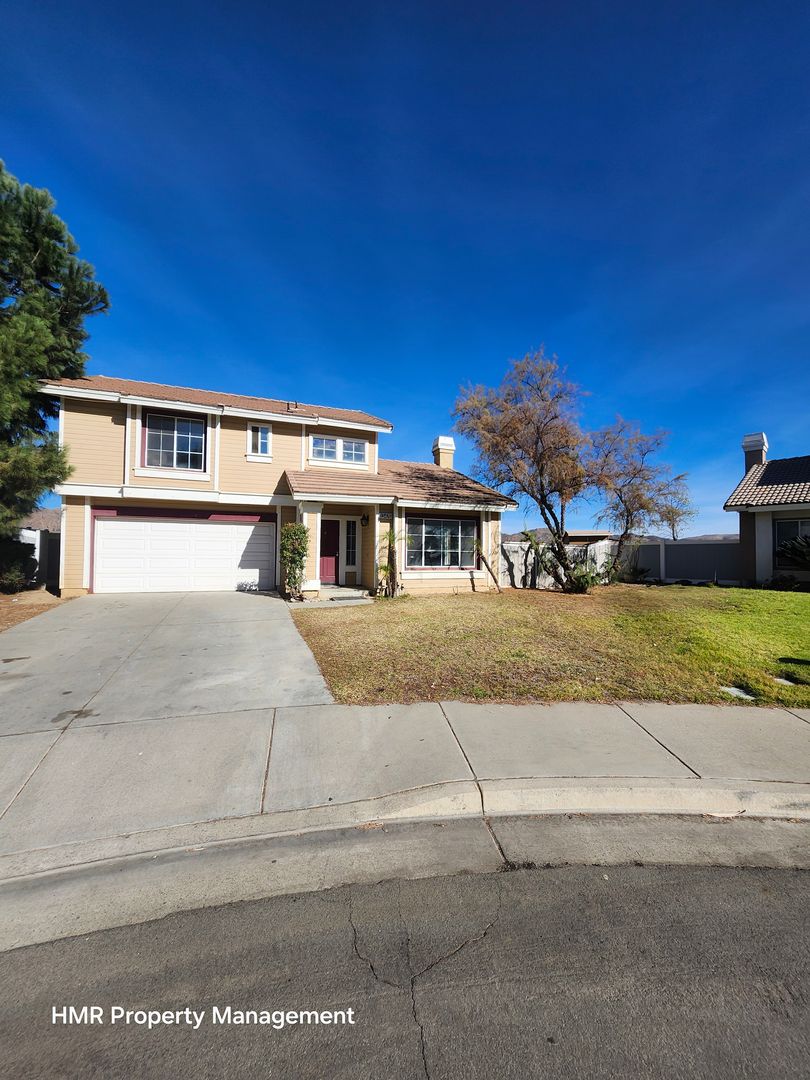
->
xmin=4 ymin=1 xmax=809 ymax=535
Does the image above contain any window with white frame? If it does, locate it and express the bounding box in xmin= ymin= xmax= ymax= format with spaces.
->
xmin=345 ymin=520 xmax=358 ymax=567
xmin=405 ymin=517 xmax=477 ymax=569
xmin=775 ymin=518 xmax=810 ymax=569
xmin=310 ymin=435 xmax=367 ymax=464
xmin=144 ymin=413 xmax=205 ymax=470
xmin=248 ymin=424 xmax=272 ymax=457
xmin=312 ymin=436 xmax=338 ymax=460
xmin=342 ymin=439 xmax=366 ymax=463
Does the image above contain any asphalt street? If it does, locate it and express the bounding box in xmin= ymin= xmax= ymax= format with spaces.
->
xmin=2 ymin=864 xmax=808 ymax=1079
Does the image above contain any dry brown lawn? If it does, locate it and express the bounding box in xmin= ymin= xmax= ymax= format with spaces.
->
xmin=0 ymin=590 xmax=64 ymax=634
xmin=292 ymin=585 xmax=810 ymax=707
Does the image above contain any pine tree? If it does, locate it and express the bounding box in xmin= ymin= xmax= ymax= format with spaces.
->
xmin=0 ymin=161 xmax=109 ymax=537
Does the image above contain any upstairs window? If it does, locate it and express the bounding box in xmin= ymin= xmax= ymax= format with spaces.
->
xmin=310 ymin=435 xmax=367 ymax=464
xmin=406 ymin=518 xmax=477 ymax=569
xmin=342 ymin=439 xmax=366 ymax=463
xmin=145 ymin=413 xmax=205 ymax=470
xmin=248 ymin=424 xmax=272 ymax=457
xmin=312 ymin=436 xmax=338 ymax=460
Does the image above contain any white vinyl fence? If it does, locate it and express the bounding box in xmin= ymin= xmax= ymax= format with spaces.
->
xmin=500 ymin=537 xmax=744 ymax=589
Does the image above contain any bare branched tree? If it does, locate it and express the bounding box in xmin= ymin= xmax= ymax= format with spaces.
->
xmin=657 ymin=477 xmax=696 ymax=540
xmin=455 ymin=350 xmax=693 ymax=592
xmin=590 ymin=419 xmax=693 ymax=574
xmin=454 ymin=349 xmax=589 ymax=592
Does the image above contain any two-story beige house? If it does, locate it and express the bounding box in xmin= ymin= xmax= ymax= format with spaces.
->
xmin=44 ymin=375 xmax=515 ymax=598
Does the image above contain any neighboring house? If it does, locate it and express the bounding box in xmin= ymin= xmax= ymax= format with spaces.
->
xmin=42 ymin=375 xmax=515 ymax=597
xmin=502 ymin=528 xmax=614 ymax=546
xmin=724 ymin=432 xmax=810 ymax=583
xmin=19 ymin=508 xmax=62 ymax=533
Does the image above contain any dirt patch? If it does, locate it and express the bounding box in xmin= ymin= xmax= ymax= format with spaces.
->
xmin=0 ymin=590 xmax=65 ymax=634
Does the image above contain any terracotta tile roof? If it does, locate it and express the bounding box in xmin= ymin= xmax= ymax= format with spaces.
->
xmin=285 ymin=459 xmax=517 ymax=507
xmin=43 ymin=375 xmax=393 ymax=430
xmin=724 ymin=455 xmax=810 ymax=509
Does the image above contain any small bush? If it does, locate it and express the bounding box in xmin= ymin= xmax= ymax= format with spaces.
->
xmin=279 ymin=523 xmax=309 ymax=599
xmin=0 ymin=539 xmax=36 ymax=594
xmin=0 ymin=565 xmax=27 ymax=594
xmin=765 ymin=574 xmax=809 ymax=593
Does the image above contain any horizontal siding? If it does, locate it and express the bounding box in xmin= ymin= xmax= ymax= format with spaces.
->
xmin=302 ymin=508 xmax=319 ymax=583
xmin=402 ymin=578 xmax=494 ymax=595
xmin=62 ymin=400 xmax=126 ymax=485
xmin=218 ymin=417 xmax=301 ymax=495
xmin=62 ymin=497 xmax=86 ymax=591
xmin=361 ymin=514 xmax=376 ymax=590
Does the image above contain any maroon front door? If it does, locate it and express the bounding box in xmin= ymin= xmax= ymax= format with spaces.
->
xmin=319 ymin=520 xmax=340 ymax=584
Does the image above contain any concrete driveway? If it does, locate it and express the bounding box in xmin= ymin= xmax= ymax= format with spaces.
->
xmin=0 ymin=593 xmax=332 ymax=853
xmin=0 ymin=592 xmax=332 ymax=738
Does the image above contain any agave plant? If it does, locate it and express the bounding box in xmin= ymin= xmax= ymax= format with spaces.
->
xmin=777 ymin=534 xmax=810 ymax=569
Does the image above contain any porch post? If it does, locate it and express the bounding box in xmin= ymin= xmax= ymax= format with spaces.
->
xmin=300 ymin=500 xmax=323 ymax=595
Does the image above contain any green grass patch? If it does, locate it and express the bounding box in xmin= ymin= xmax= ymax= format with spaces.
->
xmin=292 ymin=585 xmax=810 ymax=706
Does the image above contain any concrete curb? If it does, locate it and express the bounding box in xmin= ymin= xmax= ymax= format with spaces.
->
xmin=1 ymin=811 xmax=809 ymax=953
xmin=3 ymin=776 xmax=809 ymax=882
xmin=2 ymin=777 xmax=810 ymax=952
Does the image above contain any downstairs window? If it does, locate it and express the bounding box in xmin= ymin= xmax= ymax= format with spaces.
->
xmin=405 ymin=517 xmax=477 ymax=569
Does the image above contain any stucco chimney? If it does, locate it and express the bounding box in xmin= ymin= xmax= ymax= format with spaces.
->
xmin=432 ymin=435 xmax=455 ymax=469
xmin=742 ymin=432 xmax=768 ymax=470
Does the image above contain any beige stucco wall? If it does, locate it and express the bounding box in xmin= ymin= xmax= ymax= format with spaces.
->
xmin=62 ymin=400 xmax=127 ymax=485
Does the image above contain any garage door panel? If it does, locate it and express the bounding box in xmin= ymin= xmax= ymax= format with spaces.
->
xmin=94 ymin=518 xmax=276 ymax=593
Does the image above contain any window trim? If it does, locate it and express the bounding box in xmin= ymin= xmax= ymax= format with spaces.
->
xmin=245 ymin=422 xmax=273 ymax=462
xmin=308 ymin=434 xmax=369 ymax=468
xmin=320 ymin=514 xmax=363 ymax=582
xmin=141 ymin=409 xmax=208 ymax=473
xmin=405 ymin=516 xmax=479 ymax=570
xmin=345 ymin=518 xmax=358 ymax=569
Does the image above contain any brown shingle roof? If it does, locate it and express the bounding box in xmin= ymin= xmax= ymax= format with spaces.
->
xmin=19 ymin=508 xmax=61 ymax=532
xmin=724 ymin=455 xmax=810 ymax=509
xmin=43 ymin=375 xmax=393 ymax=430
xmin=285 ymin=459 xmax=517 ymax=507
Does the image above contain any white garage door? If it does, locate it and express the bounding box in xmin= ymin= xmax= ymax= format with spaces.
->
xmin=94 ymin=517 xmax=276 ymax=593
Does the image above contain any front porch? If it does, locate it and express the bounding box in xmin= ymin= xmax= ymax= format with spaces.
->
xmin=296 ymin=501 xmax=378 ymax=598
xmin=290 ymin=499 xmax=502 ymax=600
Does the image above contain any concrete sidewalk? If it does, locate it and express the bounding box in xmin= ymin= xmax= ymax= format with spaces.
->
xmin=1 ymin=698 xmax=809 ymax=949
